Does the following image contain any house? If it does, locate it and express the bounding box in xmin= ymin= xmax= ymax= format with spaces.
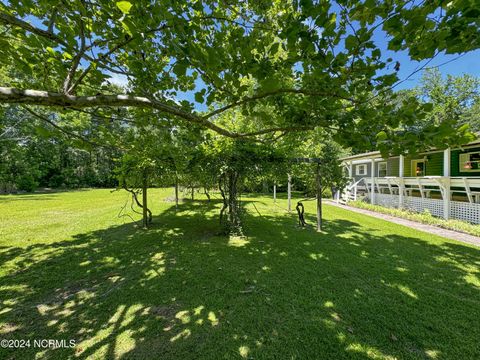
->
xmin=340 ymin=139 xmax=480 ymax=224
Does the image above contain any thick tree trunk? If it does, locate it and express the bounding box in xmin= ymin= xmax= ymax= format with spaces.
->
xmin=218 ymin=170 xmax=241 ymax=234
xmin=316 ymin=163 xmax=322 ymax=232
xmin=219 ymin=174 xmax=228 ymax=224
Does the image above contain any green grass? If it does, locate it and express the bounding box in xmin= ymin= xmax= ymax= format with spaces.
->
xmin=0 ymin=189 xmax=479 ymax=359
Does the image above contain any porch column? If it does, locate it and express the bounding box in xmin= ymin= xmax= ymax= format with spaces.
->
xmin=399 ymin=155 xmax=404 ymax=209
xmin=443 ymin=148 xmax=451 ymax=219
xmin=370 ymin=159 xmax=375 ymax=204
xmin=287 ymin=174 xmax=292 ymax=212
xmin=348 ymin=161 xmax=353 ymax=178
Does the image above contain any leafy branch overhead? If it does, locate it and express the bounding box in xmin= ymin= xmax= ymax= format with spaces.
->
xmin=0 ymin=0 xmax=478 ymax=148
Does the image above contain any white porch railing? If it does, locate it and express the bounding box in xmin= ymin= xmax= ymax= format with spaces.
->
xmin=342 ymin=176 xmax=480 ymax=224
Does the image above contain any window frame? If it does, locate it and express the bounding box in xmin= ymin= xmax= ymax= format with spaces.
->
xmin=356 ymin=164 xmax=367 ymax=176
xmin=377 ymin=161 xmax=387 ymax=177
xmin=459 ymin=151 xmax=480 ymax=172
xmin=411 ymin=159 xmax=426 ymax=177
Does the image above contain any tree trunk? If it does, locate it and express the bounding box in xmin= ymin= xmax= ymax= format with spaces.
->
xmin=191 ymin=186 xmax=194 ymax=200
xmin=316 ymin=163 xmax=322 ymax=232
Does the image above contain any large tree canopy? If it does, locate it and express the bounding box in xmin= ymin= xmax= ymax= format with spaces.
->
xmin=0 ymin=0 xmax=478 ymax=145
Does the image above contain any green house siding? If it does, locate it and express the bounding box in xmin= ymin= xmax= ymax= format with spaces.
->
xmin=387 ymin=158 xmax=399 ymax=176
xmin=426 ymin=152 xmax=443 ymax=176
xmin=402 ymin=152 xmax=443 ymax=177
xmin=451 ymin=147 xmax=480 ymax=176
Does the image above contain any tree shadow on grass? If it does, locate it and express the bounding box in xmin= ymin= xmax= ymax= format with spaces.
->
xmin=0 ymin=199 xmax=479 ymax=359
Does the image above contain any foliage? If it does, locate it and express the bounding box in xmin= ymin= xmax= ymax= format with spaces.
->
xmin=349 ymin=200 xmax=480 ymax=237
xmin=0 ymin=0 xmax=478 ymax=151
xmin=287 ymin=131 xmax=349 ymax=197
xmin=0 ymin=105 xmax=119 ymax=192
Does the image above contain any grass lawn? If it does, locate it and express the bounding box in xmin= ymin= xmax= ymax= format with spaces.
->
xmin=0 ymin=189 xmax=479 ymax=359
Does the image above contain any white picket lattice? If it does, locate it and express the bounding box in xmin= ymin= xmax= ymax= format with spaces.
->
xmin=373 ymin=194 xmax=399 ymax=208
xmin=450 ymin=201 xmax=480 ymax=224
xmin=403 ymin=196 xmax=444 ymax=218
xmin=369 ymin=193 xmax=480 ymax=223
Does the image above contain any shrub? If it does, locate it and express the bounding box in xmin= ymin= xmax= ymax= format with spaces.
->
xmin=17 ymin=174 xmax=38 ymax=192
xmin=348 ymin=200 xmax=480 ymax=237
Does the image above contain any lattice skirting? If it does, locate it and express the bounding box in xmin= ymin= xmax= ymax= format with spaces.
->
xmin=368 ymin=194 xmax=480 ymax=224
xmin=373 ymin=194 xmax=399 ymax=208
xmin=450 ymin=201 xmax=480 ymax=224
xmin=402 ymin=196 xmax=444 ymax=217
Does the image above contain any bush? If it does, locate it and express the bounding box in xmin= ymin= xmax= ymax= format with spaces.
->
xmin=17 ymin=175 xmax=38 ymax=192
xmin=348 ymin=200 xmax=480 ymax=237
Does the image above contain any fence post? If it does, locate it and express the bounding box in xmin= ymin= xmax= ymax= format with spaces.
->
xmin=399 ymin=155 xmax=404 ymax=209
xmin=370 ymin=159 xmax=375 ymax=205
xmin=287 ymin=174 xmax=292 ymax=212
xmin=443 ymin=148 xmax=451 ymax=219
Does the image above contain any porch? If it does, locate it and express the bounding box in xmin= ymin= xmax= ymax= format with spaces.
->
xmin=342 ymin=176 xmax=480 ymax=224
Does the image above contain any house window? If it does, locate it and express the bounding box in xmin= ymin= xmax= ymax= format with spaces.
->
xmin=356 ymin=164 xmax=367 ymax=176
xmin=459 ymin=151 xmax=480 ymax=172
xmin=411 ymin=159 xmax=425 ymax=177
xmin=378 ymin=162 xmax=387 ymax=177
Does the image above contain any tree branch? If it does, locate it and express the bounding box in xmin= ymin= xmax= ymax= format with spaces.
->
xmin=0 ymin=12 xmax=68 ymax=47
xmin=0 ymin=87 xmax=237 ymax=137
xmin=203 ymin=88 xmax=354 ymax=120
xmin=63 ymin=15 xmax=87 ymax=94
xmin=0 ymin=87 xmax=337 ymax=139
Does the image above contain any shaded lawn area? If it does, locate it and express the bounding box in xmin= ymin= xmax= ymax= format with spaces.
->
xmin=0 ymin=189 xmax=479 ymax=359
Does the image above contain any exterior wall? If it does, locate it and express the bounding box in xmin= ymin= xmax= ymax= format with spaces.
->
xmin=403 ymin=152 xmax=443 ymax=177
xmin=352 ymin=162 xmax=372 ymax=182
xmin=345 ymin=146 xmax=480 ymax=180
xmin=451 ymin=147 xmax=480 ymax=177
xmin=425 ymin=152 xmax=443 ymax=176
xmin=387 ymin=157 xmax=399 ymax=176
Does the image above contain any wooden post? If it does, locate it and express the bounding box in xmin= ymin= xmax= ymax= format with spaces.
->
xmin=370 ymin=159 xmax=375 ymax=205
xmin=142 ymin=170 xmax=148 ymax=229
xmin=273 ymin=182 xmax=277 ymax=204
xmin=399 ymin=155 xmax=404 ymax=209
xmin=443 ymin=148 xmax=451 ymax=219
xmin=287 ymin=174 xmax=292 ymax=212
xmin=316 ymin=163 xmax=322 ymax=232
xmin=348 ymin=161 xmax=353 ymax=178
xmin=174 ymin=173 xmax=179 ymax=211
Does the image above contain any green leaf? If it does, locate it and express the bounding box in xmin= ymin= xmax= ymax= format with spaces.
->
xmin=116 ymin=1 xmax=132 ymax=14
xmin=194 ymin=89 xmax=206 ymax=103
xmin=62 ymin=52 xmax=73 ymax=60
xmin=376 ymin=131 xmax=388 ymax=141
xmin=345 ymin=35 xmax=357 ymax=51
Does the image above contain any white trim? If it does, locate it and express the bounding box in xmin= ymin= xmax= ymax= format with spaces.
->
xmin=356 ymin=164 xmax=367 ymax=176
xmin=459 ymin=150 xmax=480 ymax=172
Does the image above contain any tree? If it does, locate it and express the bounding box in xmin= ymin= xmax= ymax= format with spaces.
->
xmin=0 ymin=0 xmax=477 ymax=149
xmin=416 ymin=69 xmax=480 ymax=131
